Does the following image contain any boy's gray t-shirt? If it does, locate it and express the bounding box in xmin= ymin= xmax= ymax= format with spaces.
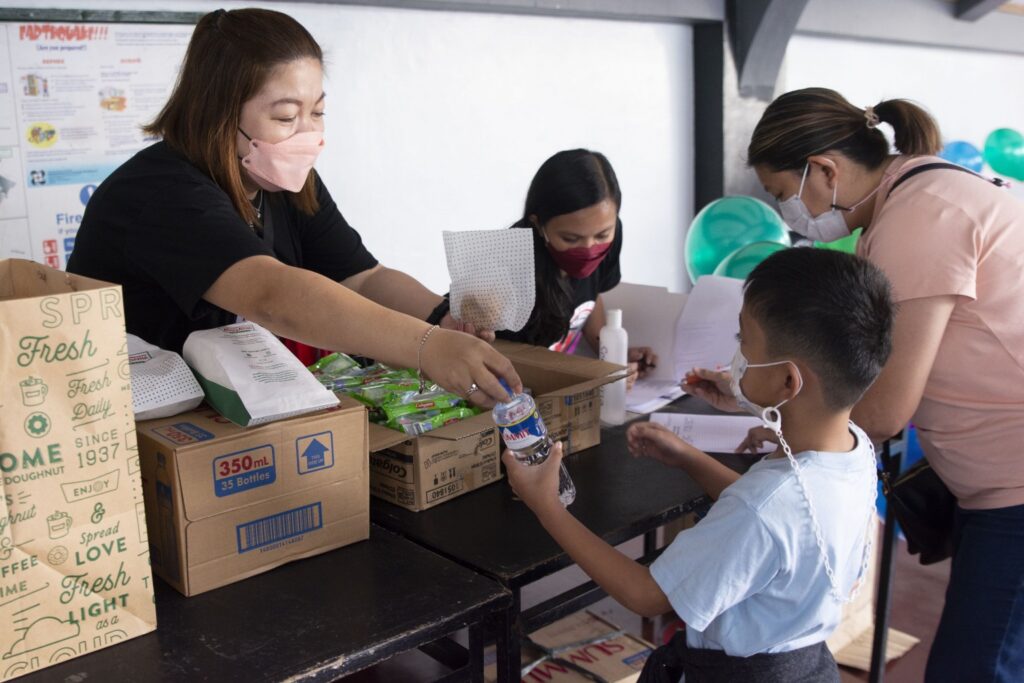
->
xmin=650 ymin=423 xmax=876 ymax=657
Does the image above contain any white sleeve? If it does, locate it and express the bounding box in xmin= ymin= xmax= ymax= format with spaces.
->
xmin=649 ymin=493 xmax=779 ymax=631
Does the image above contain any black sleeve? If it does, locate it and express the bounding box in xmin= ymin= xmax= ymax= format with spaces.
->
xmin=128 ymin=179 xmax=272 ymax=318
xmin=296 ymin=175 xmax=379 ymax=282
xmin=598 ymin=218 xmax=623 ymax=293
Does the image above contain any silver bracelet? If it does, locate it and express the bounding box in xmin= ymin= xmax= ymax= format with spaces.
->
xmin=417 ymin=324 xmax=439 ymax=393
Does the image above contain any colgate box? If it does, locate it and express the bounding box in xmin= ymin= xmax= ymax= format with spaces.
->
xmin=484 ymin=610 xmax=653 ymax=682
xmin=136 ymin=397 xmax=368 ymax=596
xmin=367 ymin=340 xmax=625 ymax=511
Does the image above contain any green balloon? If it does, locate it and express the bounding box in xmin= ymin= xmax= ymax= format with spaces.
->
xmin=814 ymin=227 xmax=862 ymax=254
xmin=685 ymin=196 xmax=790 ymax=282
xmin=983 ymin=128 xmax=1024 ymax=180
xmin=712 ymin=241 xmax=790 ymax=279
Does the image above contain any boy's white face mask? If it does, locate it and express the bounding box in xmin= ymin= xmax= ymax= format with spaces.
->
xmin=729 ymin=345 xmax=802 ymax=431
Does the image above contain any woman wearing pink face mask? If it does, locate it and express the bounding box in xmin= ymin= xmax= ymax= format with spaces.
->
xmin=67 ymin=8 xmax=521 ymax=407
xmin=496 ymin=150 xmax=656 ymax=386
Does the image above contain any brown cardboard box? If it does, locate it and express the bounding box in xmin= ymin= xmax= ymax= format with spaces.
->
xmin=367 ymin=341 xmax=625 ymax=511
xmin=484 ymin=610 xmax=653 ymax=683
xmin=826 ymin=518 xmax=919 ymax=669
xmin=0 ymin=259 xmax=156 ymax=681
xmin=136 ymin=397 xmax=369 ymax=596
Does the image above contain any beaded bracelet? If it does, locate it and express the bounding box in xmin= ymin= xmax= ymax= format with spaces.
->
xmin=417 ymin=324 xmax=439 ymax=393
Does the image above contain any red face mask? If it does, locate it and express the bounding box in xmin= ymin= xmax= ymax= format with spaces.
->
xmin=546 ymin=239 xmax=613 ymax=279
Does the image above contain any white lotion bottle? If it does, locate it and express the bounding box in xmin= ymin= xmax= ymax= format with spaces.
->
xmin=599 ymin=308 xmax=628 ymax=426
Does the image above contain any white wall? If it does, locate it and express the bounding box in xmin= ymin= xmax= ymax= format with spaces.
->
xmin=9 ymin=1 xmax=695 ymax=293
xmin=782 ymin=34 xmax=1024 ymax=185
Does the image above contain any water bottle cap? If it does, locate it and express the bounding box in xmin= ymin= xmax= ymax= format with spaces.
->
xmin=606 ymin=309 xmax=622 ymax=328
xmin=499 ymin=378 xmax=512 ymax=395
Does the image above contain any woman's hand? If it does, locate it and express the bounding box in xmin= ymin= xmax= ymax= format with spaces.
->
xmin=626 ymin=347 xmax=658 ymax=391
xmin=440 ymin=312 xmax=496 ymax=343
xmin=626 ymin=421 xmax=695 ymax=469
xmin=420 ymin=328 xmax=520 ymax=407
xmin=682 ymin=367 xmax=740 ymax=413
xmin=736 ymin=426 xmax=778 ymax=455
xmin=502 ymin=442 xmax=565 ymax=515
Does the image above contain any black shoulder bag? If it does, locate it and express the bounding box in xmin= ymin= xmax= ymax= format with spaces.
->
xmin=880 ymin=453 xmax=956 ymax=565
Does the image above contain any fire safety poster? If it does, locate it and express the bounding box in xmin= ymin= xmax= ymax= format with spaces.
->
xmin=0 ymin=21 xmax=194 ymax=268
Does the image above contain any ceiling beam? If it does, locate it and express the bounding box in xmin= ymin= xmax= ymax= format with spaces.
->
xmin=726 ymin=0 xmax=810 ymax=101
xmin=954 ymin=0 xmax=1005 ymax=21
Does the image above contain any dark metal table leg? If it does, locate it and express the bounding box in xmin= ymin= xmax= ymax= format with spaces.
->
xmin=494 ymin=588 xmax=521 ymax=683
xmin=870 ymin=441 xmax=902 ymax=683
xmin=468 ymin=623 xmax=484 ymax=683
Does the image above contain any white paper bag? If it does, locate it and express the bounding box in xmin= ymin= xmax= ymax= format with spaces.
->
xmin=127 ymin=334 xmax=204 ymax=420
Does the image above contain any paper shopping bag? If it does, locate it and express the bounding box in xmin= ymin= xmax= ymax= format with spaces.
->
xmin=0 ymin=259 xmax=156 ymax=681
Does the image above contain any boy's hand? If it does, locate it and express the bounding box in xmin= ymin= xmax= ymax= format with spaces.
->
xmin=502 ymin=442 xmax=565 ymax=515
xmin=736 ymin=426 xmax=779 ymax=455
xmin=627 ymin=421 xmax=695 ymax=469
xmin=682 ymin=367 xmax=740 ymax=413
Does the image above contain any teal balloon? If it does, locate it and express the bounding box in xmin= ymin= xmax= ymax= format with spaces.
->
xmin=712 ymin=241 xmax=790 ymax=279
xmin=983 ymin=128 xmax=1024 ymax=180
xmin=685 ymin=196 xmax=790 ymax=282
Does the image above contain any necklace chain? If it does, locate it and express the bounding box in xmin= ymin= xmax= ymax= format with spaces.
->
xmin=775 ymin=422 xmax=877 ymax=604
xmin=248 ymin=190 xmax=263 ymax=229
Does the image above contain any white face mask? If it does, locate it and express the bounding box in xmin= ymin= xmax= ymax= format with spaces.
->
xmin=729 ymin=345 xmax=802 ymax=431
xmin=777 ymin=163 xmax=878 ymax=243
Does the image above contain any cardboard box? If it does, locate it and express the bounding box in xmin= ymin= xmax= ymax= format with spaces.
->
xmin=367 ymin=341 xmax=625 ymax=511
xmin=136 ymin=398 xmax=369 ymax=596
xmin=484 ymin=610 xmax=653 ymax=683
xmin=826 ymin=518 xmax=920 ymax=669
xmin=0 ymin=259 xmax=156 ymax=681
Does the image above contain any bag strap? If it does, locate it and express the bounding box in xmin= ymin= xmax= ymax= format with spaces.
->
xmin=887 ymin=162 xmax=1006 ymax=199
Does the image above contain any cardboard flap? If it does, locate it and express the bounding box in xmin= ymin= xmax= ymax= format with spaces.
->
xmin=368 ymin=412 xmax=493 ymax=446
xmin=368 ymin=421 xmax=410 ymax=451
xmin=494 ymin=338 xmax=626 ymax=377
xmin=423 ymin=413 xmax=494 ymax=441
xmin=541 ymin=370 xmax=629 ymax=399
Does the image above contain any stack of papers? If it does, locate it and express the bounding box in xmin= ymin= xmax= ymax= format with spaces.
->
xmin=672 ymin=276 xmax=743 ymax=381
xmin=626 ymin=379 xmax=685 ymax=414
xmin=649 ymin=412 xmax=772 ymax=454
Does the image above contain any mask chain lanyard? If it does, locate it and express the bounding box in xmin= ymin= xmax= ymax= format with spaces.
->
xmin=764 ymin=407 xmax=878 ymax=603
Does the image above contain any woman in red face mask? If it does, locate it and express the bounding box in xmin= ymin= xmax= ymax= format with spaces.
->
xmin=496 ymin=149 xmax=656 ymax=386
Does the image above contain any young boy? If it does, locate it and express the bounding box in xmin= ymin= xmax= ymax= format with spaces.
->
xmin=503 ymin=248 xmax=894 ymax=682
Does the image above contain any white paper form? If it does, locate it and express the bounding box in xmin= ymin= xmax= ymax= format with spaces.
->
xmin=672 ymin=276 xmax=744 ymax=381
xmin=626 ymin=379 xmax=685 ymax=414
xmin=650 ymin=412 xmax=771 ymax=454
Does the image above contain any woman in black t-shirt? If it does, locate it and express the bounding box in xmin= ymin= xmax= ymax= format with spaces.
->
xmin=67 ymin=8 xmax=519 ymax=406
xmin=497 ymin=149 xmax=655 ymax=385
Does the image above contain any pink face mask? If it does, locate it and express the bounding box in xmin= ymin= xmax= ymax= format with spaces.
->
xmin=239 ymin=128 xmax=324 ymax=193
xmin=546 ymin=239 xmax=613 ymax=279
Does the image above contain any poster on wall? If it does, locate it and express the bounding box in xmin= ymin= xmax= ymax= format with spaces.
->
xmin=0 ymin=21 xmax=194 ymax=267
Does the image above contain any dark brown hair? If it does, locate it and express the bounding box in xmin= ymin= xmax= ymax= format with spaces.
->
xmin=745 ymin=248 xmax=894 ymax=410
xmin=511 ymin=149 xmax=621 ymax=346
xmin=747 ymin=87 xmax=942 ymax=173
xmin=144 ymin=8 xmax=323 ymax=224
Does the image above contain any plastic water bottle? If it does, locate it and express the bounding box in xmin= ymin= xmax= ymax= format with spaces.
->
xmin=599 ymin=308 xmax=628 ymax=426
xmin=492 ymin=380 xmax=576 ymax=507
